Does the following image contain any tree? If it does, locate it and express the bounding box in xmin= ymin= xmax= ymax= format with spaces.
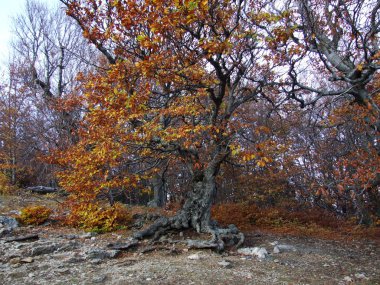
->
xmin=12 ymin=0 xmax=96 ymax=147
xmin=0 ymin=0 xmax=96 ymax=187
xmin=58 ymin=0 xmax=292 ymax=248
xmin=283 ymin=0 xmax=380 ymax=223
xmin=0 ymin=61 xmax=37 ymax=187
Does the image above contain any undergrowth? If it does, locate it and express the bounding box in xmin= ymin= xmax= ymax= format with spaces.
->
xmin=212 ymin=202 xmax=380 ymax=241
xmin=64 ymin=202 xmax=133 ymax=233
xmin=17 ymin=205 xmax=52 ymax=225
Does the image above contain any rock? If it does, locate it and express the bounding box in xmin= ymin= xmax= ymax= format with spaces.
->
xmin=187 ymin=240 xmax=219 ymax=250
xmin=146 ymin=278 xmax=152 ymax=281
xmin=354 ymin=273 xmax=367 ymax=279
xmin=90 ymin=258 xmax=103 ymax=265
xmin=86 ymin=248 xmax=121 ymax=260
xmin=93 ymin=275 xmax=107 ymax=283
xmin=343 ymin=276 xmax=353 ymax=282
xmin=56 ymin=268 xmax=71 ymax=274
xmin=64 ymin=256 xmax=85 ymax=263
xmin=80 ymin=232 xmax=97 ymax=239
xmin=188 ymin=253 xmax=201 ymax=260
xmin=237 ymin=247 xmax=268 ymax=259
xmin=9 ymin=257 xmax=21 ymax=264
xmin=218 ymin=260 xmax=232 ymax=268
xmin=56 ymin=241 xmax=79 ymax=252
xmin=0 ymin=228 xmax=11 ymax=237
xmin=5 ymin=234 xmax=39 ymax=243
xmin=62 ymin=234 xmax=79 ymax=240
xmin=20 ymin=257 xmax=34 ymax=263
xmin=273 ymin=244 xmax=297 ymax=254
xmin=26 ymin=186 xmax=57 ymax=194
xmin=30 ymin=243 xmax=57 ymax=256
xmin=273 ymin=259 xmax=279 ymax=263
xmin=107 ymin=239 xmax=139 ymax=250
xmin=0 ymin=216 xmax=19 ymax=230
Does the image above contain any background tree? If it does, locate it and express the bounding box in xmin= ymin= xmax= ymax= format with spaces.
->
xmin=282 ymin=0 xmax=380 ymax=224
xmin=0 ymin=0 xmax=96 ymax=186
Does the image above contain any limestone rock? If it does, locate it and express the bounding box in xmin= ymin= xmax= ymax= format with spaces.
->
xmin=218 ymin=260 xmax=232 ymax=268
xmin=273 ymin=244 xmax=297 ymax=254
xmin=85 ymin=248 xmax=121 ymax=260
xmin=30 ymin=243 xmax=58 ymax=256
xmin=20 ymin=257 xmax=34 ymax=263
xmin=0 ymin=216 xmax=19 ymax=230
xmin=237 ymin=247 xmax=268 ymax=259
xmin=188 ymin=253 xmax=201 ymax=260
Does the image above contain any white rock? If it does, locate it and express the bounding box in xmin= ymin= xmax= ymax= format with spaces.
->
xmin=354 ymin=273 xmax=367 ymax=279
xmin=237 ymin=247 xmax=268 ymax=259
xmin=273 ymin=244 xmax=297 ymax=253
xmin=343 ymin=276 xmax=353 ymax=282
xmin=188 ymin=253 xmax=201 ymax=260
xmin=146 ymin=278 xmax=152 ymax=281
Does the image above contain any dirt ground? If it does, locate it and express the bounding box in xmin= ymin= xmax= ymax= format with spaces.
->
xmin=0 ymin=192 xmax=379 ymax=285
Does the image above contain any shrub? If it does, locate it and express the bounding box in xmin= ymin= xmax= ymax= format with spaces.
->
xmin=18 ymin=205 xmax=52 ymax=225
xmin=65 ymin=202 xmax=133 ymax=233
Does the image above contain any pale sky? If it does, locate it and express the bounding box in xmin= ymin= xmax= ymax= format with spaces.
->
xmin=0 ymin=0 xmax=55 ymax=69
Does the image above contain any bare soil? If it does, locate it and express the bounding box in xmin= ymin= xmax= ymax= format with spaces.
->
xmin=0 ymin=192 xmax=379 ymax=285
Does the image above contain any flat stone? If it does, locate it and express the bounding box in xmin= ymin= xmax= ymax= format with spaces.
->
xmin=6 ymin=234 xmax=39 ymax=243
xmin=9 ymin=257 xmax=21 ymax=264
xmin=20 ymin=257 xmax=34 ymax=263
xmin=107 ymin=239 xmax=139 ymax=250
xmin=30 ymin=244 xmax=57 ymax=256
xmin=86 ymin=249 xmax=121 ymax=260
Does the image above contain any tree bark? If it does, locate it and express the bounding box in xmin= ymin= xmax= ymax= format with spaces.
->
xmin=133 ymin=161 xmax=244 ymax=251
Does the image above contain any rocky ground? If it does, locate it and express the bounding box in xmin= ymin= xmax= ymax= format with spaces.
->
xmin=0 ymin=193 xmax=379 ymax=285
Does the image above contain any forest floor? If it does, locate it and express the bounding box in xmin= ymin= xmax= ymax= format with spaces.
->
xmin=0 ymin=191 xmax=379 ymax=285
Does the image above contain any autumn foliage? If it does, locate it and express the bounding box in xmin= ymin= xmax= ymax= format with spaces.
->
xmin=0 ymin=0 xmax=379 ymax=237
xmin=17 ymin=205 xmax=52 ymax=226
xmin=64 ymin=202 xmax=133 ymax=233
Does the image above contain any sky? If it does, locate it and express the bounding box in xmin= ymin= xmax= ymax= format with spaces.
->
xmin=0 ymin=0 xmax=54 ymax=69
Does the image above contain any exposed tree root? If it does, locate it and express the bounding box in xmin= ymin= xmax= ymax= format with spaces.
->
xmin=132 ymin=215 xmax=245 ymax=252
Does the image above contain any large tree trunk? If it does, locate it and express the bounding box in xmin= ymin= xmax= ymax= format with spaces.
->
xmin=172 ymin=172 xmax=216 ymax=233
xmin=133 ymin=164 xmax=244 ymax=251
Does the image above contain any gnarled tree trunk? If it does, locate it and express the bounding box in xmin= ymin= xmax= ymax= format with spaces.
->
xmin=134 ymin=162 xmax=244 ymax=251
